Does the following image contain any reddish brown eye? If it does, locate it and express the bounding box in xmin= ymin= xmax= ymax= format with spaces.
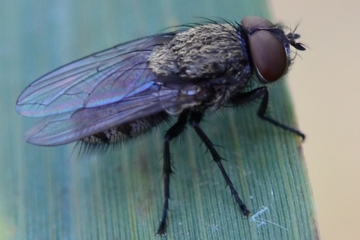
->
xmin=241 ymin=16 xmax=287 ymax=82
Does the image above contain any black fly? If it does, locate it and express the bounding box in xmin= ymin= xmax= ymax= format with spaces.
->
xmin=16 ymin=16 xmax=305 ymax=235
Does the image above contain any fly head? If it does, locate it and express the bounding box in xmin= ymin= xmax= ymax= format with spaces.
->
xmin=241 ymin=16 xmax=306 ymax=83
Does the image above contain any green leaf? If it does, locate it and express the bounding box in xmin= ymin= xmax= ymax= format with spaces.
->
xmin=1 ymin=0 xmax=319 ymax=239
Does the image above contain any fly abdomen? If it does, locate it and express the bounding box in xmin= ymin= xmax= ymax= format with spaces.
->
xmin=82 ymin=112 xmax=170 ymax=144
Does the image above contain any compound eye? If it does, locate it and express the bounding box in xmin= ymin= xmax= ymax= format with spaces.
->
xmin=241 ymin=16 xmax=287 ymax=82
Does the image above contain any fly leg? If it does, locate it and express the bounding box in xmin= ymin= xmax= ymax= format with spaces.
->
xmin=156 ymin=110 xmax=189 ymax=236
xmin=188 ymin=111 xmax=251 ymax=216
xmin=255 ymin=87 xmax=305 ymax=140
xmin=230 ymin=87 xmax=305 ymax=140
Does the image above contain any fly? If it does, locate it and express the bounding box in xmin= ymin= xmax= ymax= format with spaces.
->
xmin=16 ymin=16 xmax=306 ymax=235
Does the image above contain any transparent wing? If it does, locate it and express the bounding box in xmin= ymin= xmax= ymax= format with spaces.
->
xmin=24 ymin=84 xmax=204 ymax=146
xmin=16 ymin=34 xmax=175 ymax=117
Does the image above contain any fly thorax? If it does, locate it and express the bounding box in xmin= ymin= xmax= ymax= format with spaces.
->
xmin=160 ymin=85 xmax=204 ymax=116
xmin=149 ymin=24 xmax=248 ymax=80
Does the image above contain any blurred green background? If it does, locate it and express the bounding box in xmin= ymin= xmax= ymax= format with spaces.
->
xmin=0 ymin=0 xmax=325 ymax=239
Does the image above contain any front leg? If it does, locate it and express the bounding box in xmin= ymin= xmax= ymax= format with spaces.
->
xmin=230 ymin=87 xmax=305 ymax=140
